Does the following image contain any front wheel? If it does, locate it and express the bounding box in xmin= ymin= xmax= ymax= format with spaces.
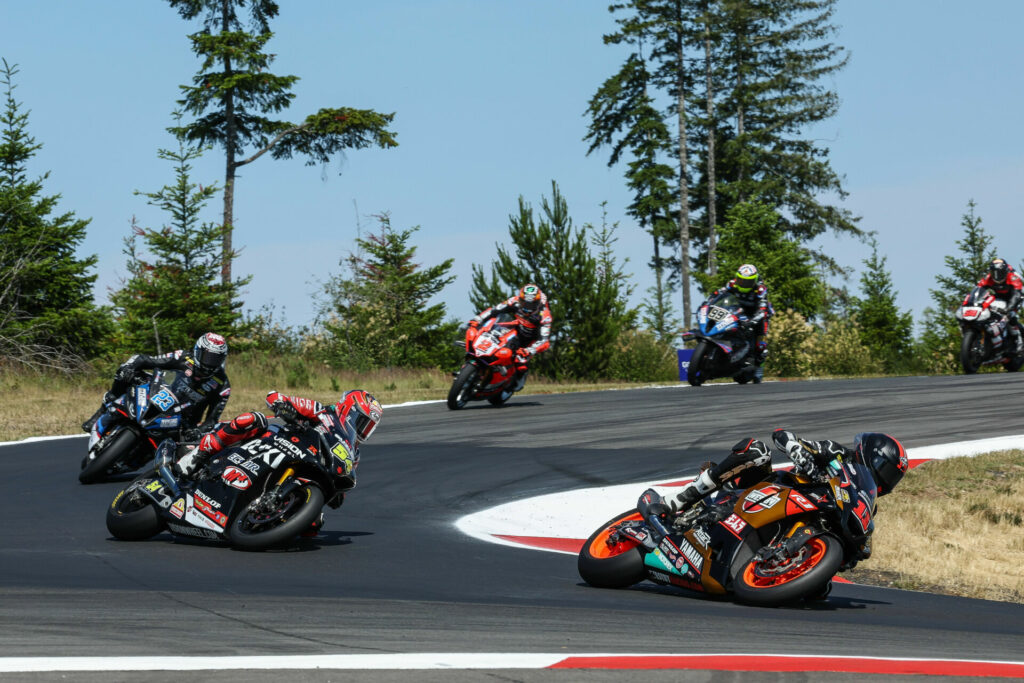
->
xmin=447 ymin=364 xmax=479 ymax=410
xmin=578 ymin=509 xmax=647 ymax=589
xmin=227 ymin=484 xmax=325 ymax=550
xmin=732 ymin=533 xmax=843 ymax=606
xmin=688 ymin=341 xmax=719 ymax=387
xmin=80 ymin=428 xmax=137 ymax=484
xmin=106 ymin=484 xmax=165 ymax=541
xmin=960 ymin=329 xmax=987 ymax=374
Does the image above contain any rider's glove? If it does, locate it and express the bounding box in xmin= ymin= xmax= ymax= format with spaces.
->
xmin=181 ymin=427 xmax=202 ymax=442
xmin=468 ymin=319 xmax=479 ymax=328
xmin=115 ymin=363 xmax=137 ymax=383
xmin=516 ymin=348 xmax=531 ymax=363
xmin=273 ymin=400 xmax=300 ymax=424
xmin=773 ymin=429 xmax=827 ymax=481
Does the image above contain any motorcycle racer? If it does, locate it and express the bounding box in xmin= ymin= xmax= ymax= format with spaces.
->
xmin=976 ymin=257 xmax=1024 ymax=354
xmin=658 ymin=430 xmax=908 ymax=565
xmin=700 ymin=264 xmax=774 ymax=379
xmin=81 ymin=332 xmax=231 ymax=438
xmin=467 ymin=284 xmax=552 ymax=392
xmin=175 ymin=388 xmax=382 ymax=534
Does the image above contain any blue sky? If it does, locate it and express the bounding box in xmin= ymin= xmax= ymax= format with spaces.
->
xmin=3 ymin=1 xmax=1024 ymax=334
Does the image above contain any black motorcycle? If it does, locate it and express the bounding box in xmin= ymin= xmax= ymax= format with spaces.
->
xmin=955 ymin=286 xmax=1024 ymax=373
xmin=105 ymin=415 xmax=358 ymax=549
xmin=81 ymin=370 xmax=196 ymax=484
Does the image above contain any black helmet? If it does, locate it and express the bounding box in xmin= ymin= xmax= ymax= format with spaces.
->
xmin=853 ymin=433 xmax=908 ymax=496
xmin=989 ymin=258 xmax=1010 ymax=284
xmin=193 ymin=332 xmax=228 ymax=377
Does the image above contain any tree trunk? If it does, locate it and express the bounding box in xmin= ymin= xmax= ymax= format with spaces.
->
xmin=220 ymin=0 xmax=235 ymax=287
xmin=704 ymin=16 xmax=717 ymax=277
xmin=652 ymin=228 xmax=666 ymax=339
xmin=677 ymin=28 xmax=692 ymax=330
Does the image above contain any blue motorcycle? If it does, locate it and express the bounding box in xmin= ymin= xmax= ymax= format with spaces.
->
xmin=80 ymin=370 xmax=195 ymax=483
xmin=683 ymin=291 xmax=760 ymax=386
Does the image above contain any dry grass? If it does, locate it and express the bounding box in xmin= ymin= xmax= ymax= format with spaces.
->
xmin=0 ymin=361 xmax=667 ymax=442
xmin=844 ymin=450 xmax=1024 ymax=603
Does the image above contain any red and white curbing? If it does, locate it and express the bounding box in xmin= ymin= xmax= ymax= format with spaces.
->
xmin=455 ymin=434 xmax=1024 ymax=555
xmin=2 ymin=653 xmax=1023 ymax=675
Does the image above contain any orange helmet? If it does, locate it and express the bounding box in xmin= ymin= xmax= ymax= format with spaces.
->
xmin=337 ymin=390 xmax=383 ymax=443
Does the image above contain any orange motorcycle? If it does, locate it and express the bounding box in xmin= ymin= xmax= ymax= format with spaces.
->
xmin=578 ymin=459 xmax=880 ymax=606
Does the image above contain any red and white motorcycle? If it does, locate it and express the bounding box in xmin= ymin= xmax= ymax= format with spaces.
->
xmin=955 ymin=285 xmax=1024 ymax=373
xmin=448 ymin=317 xmax=522 ymax=409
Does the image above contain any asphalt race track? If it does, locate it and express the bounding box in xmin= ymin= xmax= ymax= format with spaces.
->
xmin=3 ymin=374 xmax=1024 ymax=680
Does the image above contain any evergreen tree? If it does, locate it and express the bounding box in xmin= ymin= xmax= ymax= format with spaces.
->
xmin=111 ymin=122 xmax=248 ymax=355
xmin=321 ymin=214 xmax=457 ymax=370
xmin=169 ymin=0 xmax=398 ymax=286
xmin=849 ymin=236 xmax=914 ymax=370
xmin=585 ymin=27 xmax=678 ymax=340
xmin=919 ymin=200 xmax=996 ymax=371
xmin=698 ymin=199 xmax=823 ymax=319
xmin=470 ymin=182 xmax=636 ymax=379
xmin=0 ymin=59 xmax=110 ymax=366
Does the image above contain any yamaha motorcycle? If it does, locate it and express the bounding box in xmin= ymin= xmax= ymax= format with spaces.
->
xmin=448 ymin=317 xmax=521 ymax=409
xmin=955 ymin=286 xmax=1024 ymax=373
xmin=578 ymin=457 xmax=885 ymax=606
xmin=105 ymin=416 xmax=358 ymax=549
xmin=81 ymin=370 xmax=196 ymax=484
xmin=682 ymin=291 xmax=759 ymax=386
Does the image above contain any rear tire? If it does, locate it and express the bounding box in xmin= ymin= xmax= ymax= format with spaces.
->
xmin=228 ymin=484 xmax=325 ymax=550
xmin=447 ymin=364 xmax=478 ymax=410
xmin=578 ymin=509 xmax=647 ymax=589
xmin=80 ymin=428 xmax=137 ymax=484
xmin=688 ymin=342 xmax=719 ymax=387
xmin=106 ymin=484 xmax=165 ymax=541
xmin=960 ymin=329 xmax=986 ymax=374
xmin=732 ymin=533 xmax=843 ymax=606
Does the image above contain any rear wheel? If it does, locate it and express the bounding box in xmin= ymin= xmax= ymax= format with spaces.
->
xmin=732 ymin=533 xmax=842 ymax=606
xmin=106 ymin=483 xmax=165 ymax=541
xmin=960 ymin=329 xmax=987 ymax=374
xmin=688 ymin=342 xmax=719 ymax=387
xmin=578 ymin=509 xmax=647 ymax=589
xmin=228 ymin=484 xmax=325 ymax=550
xmin=80 ymin=428 xmax=137 ymax=484
xmin=447 ymin=364 xmax=479 ymax=410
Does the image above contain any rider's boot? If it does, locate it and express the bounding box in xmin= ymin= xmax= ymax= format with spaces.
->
xmin=511 ymin=367 xmax=529 ymax=393
xmin=301 ymin=512 xmax=325 ymax=538
xmin=81 ymin=392 xmax=116 ymax=432
xmin=667 ymin=468 xmax=718 ymax=514
xmin=1013 ymin=325 xmax=1024 ymax=355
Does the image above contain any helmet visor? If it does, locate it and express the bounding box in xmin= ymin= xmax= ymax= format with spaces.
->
xmin=194 ymin=346 xmax=225 ymax=374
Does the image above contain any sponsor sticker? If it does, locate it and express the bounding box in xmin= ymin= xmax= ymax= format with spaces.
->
xmin=721 ymin=513 xmax=748 ymax=537
xmin=742 ymin=486 xmax=781 ymax=513
xmin=170 ymin=498 xmax=185 ymax=519
xmin=221 ymin=466 xmax=251 ymax=490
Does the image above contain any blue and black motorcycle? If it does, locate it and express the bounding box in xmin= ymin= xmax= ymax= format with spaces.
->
xmin=683 ymin=291 xmax=760 ymax=386
xmin=80 ymin=370 xmax=195 ymax=484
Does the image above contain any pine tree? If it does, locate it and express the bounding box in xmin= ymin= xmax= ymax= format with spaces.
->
xmin=919 ymin=200 xmax=996 ymax=371
xmin=110 ymin=121 xmax=248 ymax=355
xmin=321 ymin=214 xmax=457 ymax=370
xmin=849 ymin=236 xmax=914 ymax=370
xmin=585 ymin=36 xmax=678 ymax=340
xmin=169 ymin=0 xmax=398 ymax=286
xmin=698 ymin=199 xmax=824 ymax=319
xmin=0 ymin=59 xmax=110 ymax=367
xmin=470 ymin=182 xmax=636 ymax=379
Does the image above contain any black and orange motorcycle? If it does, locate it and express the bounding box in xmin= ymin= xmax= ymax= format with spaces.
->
xmin=578 ymin=459 xmax=881 ymax=606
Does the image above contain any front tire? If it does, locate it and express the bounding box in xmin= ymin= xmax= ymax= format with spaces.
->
xmin=80 ymin=428 xmax=137 ymax=484
xmin=732 ymin=533 xmax=843 ymax=606
xmin=227 ymin=484 xmax=325 ymax=550
xmin=578 ymin=510 xmax=647 ymax=589
xmin=688 ymin=342 xmax=719 ymax=387
xmin=106 ymin=484 xmax=165 ymax=541
xmin=447 ymin=364 xmax=479 ymax=410
xmin=960 ymin=329 xmax=986 ymax=374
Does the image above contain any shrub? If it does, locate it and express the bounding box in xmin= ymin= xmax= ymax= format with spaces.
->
xmin=606 ymin=329 xmax=678 ymax=382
